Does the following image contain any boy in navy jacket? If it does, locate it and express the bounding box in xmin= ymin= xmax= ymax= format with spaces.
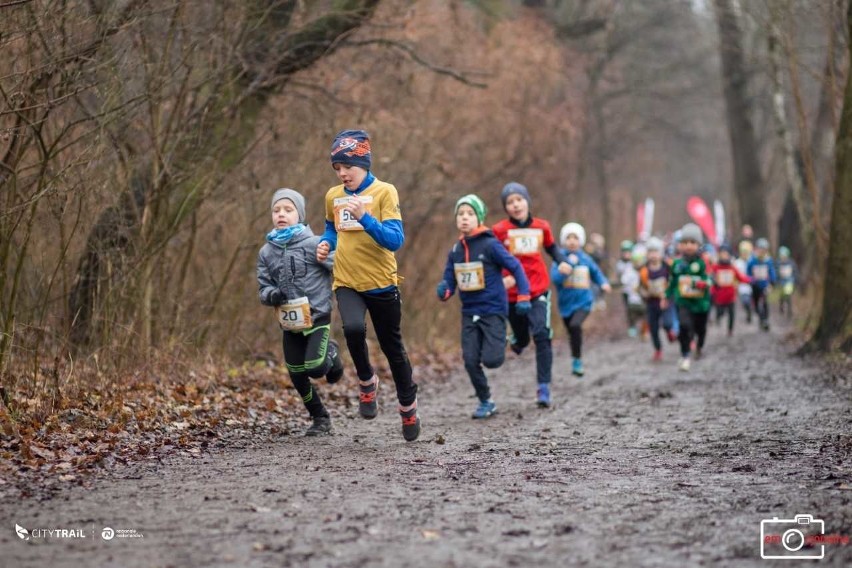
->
xmin=747 ymin=238 xmax=777 ymax=331
xmin=437 ymin=195 xmax=531 ymax=418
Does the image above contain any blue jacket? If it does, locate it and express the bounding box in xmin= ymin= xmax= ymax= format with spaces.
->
xmin=746 ymin=255 xmax=777 ymax=289
xmin=777 ymin=260 xmax=797 ymax=285
xmin=440 ymin=228 xmax=530 ymax=316
xmin=551 ymin=249 xmax=609 ymax=318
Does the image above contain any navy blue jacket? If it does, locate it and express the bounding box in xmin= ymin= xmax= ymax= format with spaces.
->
xmin=441 ymin=228 xmax=530 ymax=316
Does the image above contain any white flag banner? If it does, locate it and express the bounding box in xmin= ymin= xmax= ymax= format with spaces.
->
xmin=714 ymin=200 xmax=726 ymax=246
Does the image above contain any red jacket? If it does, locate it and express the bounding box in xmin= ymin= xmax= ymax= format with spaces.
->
xmin=710 ymin=262 xmax=750 ymax=305
xmin=492 ymin=217 xmax=557 ymax=302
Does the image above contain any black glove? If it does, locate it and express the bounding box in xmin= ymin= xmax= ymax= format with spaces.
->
xmin=268 ymin=289 xmax=284 ymax=306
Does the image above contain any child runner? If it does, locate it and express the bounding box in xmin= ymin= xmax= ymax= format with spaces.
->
xmin=258 ymin=188 xmax=344 ymax=436
xmin=664 ymin=223 xmax=711 ymax=372
xmin=639 ymin=237 xmax=676 ymax=361
xmin=615 ymin=239 xmax=635 ymax=331
xmin=747 ymin=237 xmax=777 ymax=332
xmin=436 ymin=195 xmax=531 ymax=416
xmin=492 ymin=182 xmax=571 ymax=407
xmin=734 ymin=240 xmax=754 ymax=324
xmin=550 ymin=223 xmax=611 ymax=377
xmin=777 ymin=246 xmax=797 ymax=318
xmin=316 ymin=129 xmax=420 ymax=441
xmin=709 ymin=244 xmax=750 ymax=336
xmin=621 ymin=244 xmax=647 ymax=338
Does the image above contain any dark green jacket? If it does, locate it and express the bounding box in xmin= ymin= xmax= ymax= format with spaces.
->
xmin=666 ymin=255 xmax=711 ymax=313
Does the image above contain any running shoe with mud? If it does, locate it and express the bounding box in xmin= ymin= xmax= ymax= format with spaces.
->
xmin=358 ymin=375 xmax=379 ymax=419
xmin=399 ymin=400 xmax=420 ymax=441
xmin=305 ymin=415 xmax=332 ymax=436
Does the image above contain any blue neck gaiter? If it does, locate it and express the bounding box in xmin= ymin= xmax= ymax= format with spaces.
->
xmin=266 ymin=224 xmax=305 ymax=245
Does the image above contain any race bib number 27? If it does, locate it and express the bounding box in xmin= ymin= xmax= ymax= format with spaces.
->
xmin=454 ymin=262 xmax=485 ymax=292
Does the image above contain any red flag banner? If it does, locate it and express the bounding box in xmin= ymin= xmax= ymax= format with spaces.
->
xmin=686 ymin=196 xmax=716 ymax=245
xmin=636 ymin=201 xmax=645 ymax=241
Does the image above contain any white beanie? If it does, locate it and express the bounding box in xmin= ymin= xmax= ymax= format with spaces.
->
xmin=560 ymin=222 xmax=586 ymax=247
xmin=646 ymin=237 xmax=664 ymax=252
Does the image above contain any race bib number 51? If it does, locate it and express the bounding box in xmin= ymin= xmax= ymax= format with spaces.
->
xmin=333 ymin=196 xmax=374 ymax=231
xmin=507 ymin=228 xmax=543 ymax=256
xmin=277 ymin=297 xmax=312 ymax=331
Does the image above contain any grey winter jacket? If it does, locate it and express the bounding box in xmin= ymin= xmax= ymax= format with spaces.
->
xmin=257 ymin=225 xmax=335 ymax=321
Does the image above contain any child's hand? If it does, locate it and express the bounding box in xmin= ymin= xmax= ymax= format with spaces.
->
xmin=660 ymin=298 xmax=668 ymax=309
xmin=601 ymin=283 xmax=612 ymax=293
xmin=436 ymin=281 xmax=452 ymax=301
xmin=317 ymin=241 xmax=330 ymax=262
xmin=344 ymin=197 xmax=366 ymax=220
xmin=515 ymin=300 xmax=532 ymax=315
xmin=557 ymin=262 xmax=573 ymax=276
xmin=503 ymin=275 xmax=516 ymax=289
xmin=269 ymin=289 xmax=284 ymax=306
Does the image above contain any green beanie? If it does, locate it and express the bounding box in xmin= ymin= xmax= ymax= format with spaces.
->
xmin=455 ymin=194 xmax=487 ymax=225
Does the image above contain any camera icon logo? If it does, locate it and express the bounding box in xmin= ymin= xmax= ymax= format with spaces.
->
xmin=760 ymin=514 xmax=825 ymax=560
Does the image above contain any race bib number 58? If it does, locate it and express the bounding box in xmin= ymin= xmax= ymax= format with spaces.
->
xmin=333 ymin=196 xmax=374 ymax=231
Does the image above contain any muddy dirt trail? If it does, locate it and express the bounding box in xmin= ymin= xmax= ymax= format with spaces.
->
xmin=2 ymin=319 xmax=851 ymax=567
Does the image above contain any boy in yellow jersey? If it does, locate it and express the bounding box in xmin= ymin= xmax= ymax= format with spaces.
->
xmin=316 ymin=130 xmax=419 ymax=442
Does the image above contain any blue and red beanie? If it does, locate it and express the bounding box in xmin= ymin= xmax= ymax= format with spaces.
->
xmin=330 ymin=129 xmax=372 ymax=170
xmin=500 ymin=182 xmax=531 ymax=210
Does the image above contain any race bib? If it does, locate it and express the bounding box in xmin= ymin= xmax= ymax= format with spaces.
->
xmin=678 ymin=275 xmax=703 ymax=298
xmin=648 ymin=277 xmax=667 ymax=297
xmin=507 ymin=228 xmax=543 ymax=256
xmin=780 ymin=265 xmax=793 ymax=279
xmin=715 ymin=269 xmax=735 ymax=287
xmin=454 ymin=262 xmax=485 ymax=292
xmin=564 ymin=265 xmax=590 ymax=289
xmin=752 ymin=264 xmax=769 ymax=280
xmin=333 ymin=195 xmax=374 ymax=231
xmin=276 ymin=296 xmax=312 ymax=331
xmin=783 ymin=282 xmax=794 ymax=295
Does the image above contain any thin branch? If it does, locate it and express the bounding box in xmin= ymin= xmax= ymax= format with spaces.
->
xmin=346 ymin=38 xmax=489 ymax=88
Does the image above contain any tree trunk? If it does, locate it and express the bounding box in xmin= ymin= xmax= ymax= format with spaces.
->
xmin=804 ymin=0 xmax=852 ymax=353
xmin=768 ymin=6 xmax=812 ymax=255
xmin=714 ymin=0 xmax=769 ymax=237
xmin=68 ymin=0 xmax=381 ymax=350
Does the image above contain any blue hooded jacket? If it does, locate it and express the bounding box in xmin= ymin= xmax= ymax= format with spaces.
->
xmin=550 ymin=248 xmax=609 ymax=318
xmin=440 ymin=228 xmax=530 ymax=317
xmin=746 ymin=255 xmax=777 ymax=289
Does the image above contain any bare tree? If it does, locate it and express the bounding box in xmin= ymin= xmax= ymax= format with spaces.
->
xmin=714 ymin=0 xmax=770 ymax=237
xmin=803 ymin=0 xmax=852 ymax=353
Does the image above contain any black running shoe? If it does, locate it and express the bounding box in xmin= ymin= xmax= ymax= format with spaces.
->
xmin=326 ymin=339 xmax=344 ymax=384
xmin=305 ymin=415 xmax=332 ymax=436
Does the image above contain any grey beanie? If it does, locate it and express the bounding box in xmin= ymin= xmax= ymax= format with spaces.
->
xmin=680 ymin=223 xmax=703 ymax=244
xmin=500 ymin=182 xmax=531 ymax=210
xmin=271 ymin=188 xmax=306 ymax=223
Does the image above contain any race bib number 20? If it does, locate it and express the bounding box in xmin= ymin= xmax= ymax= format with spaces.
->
xmin=277 ymin=297 xmax=312 ymax=331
